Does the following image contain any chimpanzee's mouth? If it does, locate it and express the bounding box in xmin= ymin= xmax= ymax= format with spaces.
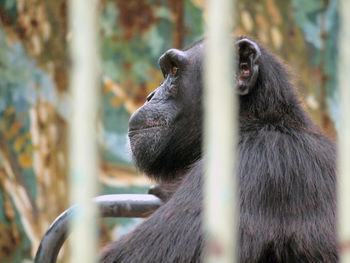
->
xmin=128 ymin=125 xmax=165 ymax=132
xmin=128 ymin=125 xmax=166 ymax=134
xmin=128 ymin=118 xmax=168 ymax=133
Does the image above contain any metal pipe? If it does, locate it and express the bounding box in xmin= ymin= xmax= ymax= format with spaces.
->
xmin=338 ymin=0 xmax=350 ymax=261
xmin=68 ymin=0 xmax=100 ymax=262
xmin=34 ymin=194 xmax=163 ymax=263
xmin=204 ymin=0 xmax=237 ymax=262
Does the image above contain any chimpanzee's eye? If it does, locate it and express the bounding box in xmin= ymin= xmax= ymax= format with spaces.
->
xmin=172 ymin=66 xmax=179 ymax=75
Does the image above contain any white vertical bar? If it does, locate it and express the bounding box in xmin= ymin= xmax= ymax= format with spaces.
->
xmin=68 ymin=0 xmax=100 ymax=262
xmin=338 ymin=0 xmax=350 ymax=262
xmin=204 ymin=0 xmax=237 ymax=262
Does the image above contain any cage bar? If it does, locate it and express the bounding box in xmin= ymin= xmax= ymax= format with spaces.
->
xmin=338 ymin=0 xmax=350 ymax=262
xmin=204 ymin=0 xmax=237 ymax=262
xmin=68 ymin=0 xmax=100 ymax=262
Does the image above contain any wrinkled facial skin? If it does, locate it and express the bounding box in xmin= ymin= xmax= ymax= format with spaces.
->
xmin=127 ymin=38 xmax=261 ymax=180
xmin=128 ymin=43 xmax=204 ymax=180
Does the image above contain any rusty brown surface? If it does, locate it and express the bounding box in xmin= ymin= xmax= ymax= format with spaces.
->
xmin=116 ymin=0 xmax=159 ymax=40
xmin=168 ymin=0 xmax=184 ymax=48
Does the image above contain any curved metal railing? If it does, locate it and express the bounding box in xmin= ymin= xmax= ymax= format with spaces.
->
xmin=34 ymin=194 xmax=163 ymax=263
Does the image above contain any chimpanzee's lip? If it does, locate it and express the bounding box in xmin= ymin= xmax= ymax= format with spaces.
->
xmin=128 ymin=125 xmax=164 ymax=133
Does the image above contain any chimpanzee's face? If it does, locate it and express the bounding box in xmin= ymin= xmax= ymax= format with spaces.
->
xmin=128 ymin=42 xmax=204 ymax=178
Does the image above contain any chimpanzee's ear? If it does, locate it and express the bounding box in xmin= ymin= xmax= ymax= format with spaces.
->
xmin=236 ymin=38 xmax=261 ymax=95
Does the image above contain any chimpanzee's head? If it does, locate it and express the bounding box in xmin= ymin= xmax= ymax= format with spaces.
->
xmin=128 ymin=38 xmax=261 ymax=180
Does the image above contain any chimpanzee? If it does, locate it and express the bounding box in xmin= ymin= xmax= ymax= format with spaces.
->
xmin=100 ymin=37 xmax=337 ymax=263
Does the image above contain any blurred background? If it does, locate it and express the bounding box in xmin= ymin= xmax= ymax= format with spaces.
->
xmin=0 ymin=0 xmax=339 ymax=262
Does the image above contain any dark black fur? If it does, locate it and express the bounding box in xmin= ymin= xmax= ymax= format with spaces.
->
xmin=100 ymin=38 xmax=337 ymax=263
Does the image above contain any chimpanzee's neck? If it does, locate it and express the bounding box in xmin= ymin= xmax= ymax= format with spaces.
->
xmin=238 ymin=83 xmax=317 ymax=133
